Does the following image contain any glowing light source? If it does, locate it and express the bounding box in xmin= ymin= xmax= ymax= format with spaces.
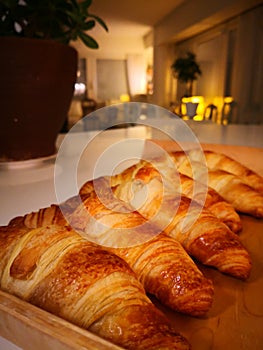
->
xmin=193 ymin=114 xmax=204 ymax=121
xmin=120 ymin=94 xmax=130 ymax=102
xmin=224 ymin=96 xmax=234 ymax=104
xmin=74 ymin=82 xmax=86 ymax=96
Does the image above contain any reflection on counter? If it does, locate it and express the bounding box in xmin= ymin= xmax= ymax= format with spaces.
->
xmin=65 ymin=103 xmax=263 ymax=149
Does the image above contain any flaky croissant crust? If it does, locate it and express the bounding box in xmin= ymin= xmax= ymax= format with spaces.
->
xmin=8 ymin=189 xmax=214 ymax=317
xmin=0 ymin=224 xmax=190 ymax=350
xmin=170 ymin=151 xmax=263 ymax=218
xmin=80 ymin=161 xmax=251 ymax=280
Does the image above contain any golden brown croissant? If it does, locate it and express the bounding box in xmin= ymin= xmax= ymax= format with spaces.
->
xmin=103 ymin=157 xmax=242 ymax=234
xmin=204 ymin=169 xmax=263 ymax=218
xmin=10 ymin=189 xmax=214 ymax=317
xmin=144 ymin=154 xmax=242 ymax=233
xmin=171 ymin=152 xmax=263 ymax=218
xmin=187 ymin=149 xmax=263 ymax=195
xmin=176 ymin=172 xmax=242 ymax=233
xmin=86 ymin=162 xmax=252 ymax=280
xmin=0 ymin=224 xmax=190 ymax=350
xmin=8 ymin=204 xmax=66 ymax=228
xmin=71 ymin=186 xmax=214 ymax=316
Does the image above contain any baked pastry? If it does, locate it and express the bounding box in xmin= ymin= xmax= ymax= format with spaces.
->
xmin=9 ymin=189 xmax=214 ymax=316
xmin=0 ymin=224 xmax=190 ymax=350
xmin=101 ymin=157 xmax=242 ymax=233
xmin=187 ymin=149 xmax=263 ymax=194
xmin=72 ymin=186 xmax=214 ymax=316
xmin=145 ymin=154 xmax=242 ymax=233
xmin=177 ymin=172 xmax=242 ymax=233
xmin=203 ymin=169 xmax=263 ymax=218
xmin=171 ymin=151 xmax=263 ymax=218
xmin=8 ymin=204 xmax=66 ymax=228
xmin=81 ymin=162 xmax=252 ymax=280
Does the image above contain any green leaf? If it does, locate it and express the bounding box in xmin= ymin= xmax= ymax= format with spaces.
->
xmin=0 ymin=0 xmax=108 ymax=49
xmin=80 ymin=0 xmax=92 ymax=10
xmin=78 ymin=31 xmax=98 ymax=49
xmin=83 ymin=20 xmax=95 ymax=31
xmin=89 ymin=13 xmax=108 ymax=32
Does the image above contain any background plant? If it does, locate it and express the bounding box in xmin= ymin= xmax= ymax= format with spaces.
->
xmin=0 ymin=0 xmax=108 ymax=49
xmin=171 ymin=51 xmax=202 ymax=96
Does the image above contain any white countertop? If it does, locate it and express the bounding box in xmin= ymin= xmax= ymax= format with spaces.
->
xmin=1 ymin=122 xmax=262 ymax=226
xmin=183 ymin=121 xmax=263 ymax=148
xmin=0 ymin=120 xmax=262 ymax=349
xmin=151 ymin=120 xmax=263 ymax=148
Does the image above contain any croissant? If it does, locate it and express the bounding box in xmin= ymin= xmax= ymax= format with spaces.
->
xmin=106 ymin=157 xmax=242 ymax=234
xmin=185 ymin=149 xmax=263 ymax=195
xmin=204 ymin=169 xmax=263 ymax=218
xmin=171 ymin=152 xmax=263 ymax=218
xmin=8 ymin=204 xmax=66 ymax=228
xmin=147 ymin=155 xmax=242 ymax=233
xmin=0 ymin=224 xmax=190 ymax=350
xmin=10 ymin=188 xmax=214 ymax=316
xmin=177 ymin=172 xmax=242 ymax=233
xmin=73 ymin=185 xmax=214 ymax=316
xmin=84 ymin=162 xmax=252 ymax=280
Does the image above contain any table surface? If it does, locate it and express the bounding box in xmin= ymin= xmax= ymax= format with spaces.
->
xmin=0 ymin=122 xmax=263 ymax=350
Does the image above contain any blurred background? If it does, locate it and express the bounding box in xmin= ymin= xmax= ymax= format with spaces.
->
xmin=68 ymin=0 xmax=263 ymax=127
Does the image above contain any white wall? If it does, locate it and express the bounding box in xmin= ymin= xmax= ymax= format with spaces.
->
xmin=71 ymin=33 xmax=150 ymax=102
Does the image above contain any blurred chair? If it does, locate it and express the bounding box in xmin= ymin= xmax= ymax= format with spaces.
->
xmin=221 ymin=97 xmax=236 ymax=124
xmin=204 ymin=104 xmax=218 ymax=121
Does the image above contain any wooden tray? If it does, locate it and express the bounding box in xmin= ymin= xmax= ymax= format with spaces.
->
xmin=151 ymin=142 xmax=263 ymax=350
xmin=1 ymin=143 xmax=262 ymax=350
xmin=0 ymin=290 xmax=122 ymax=350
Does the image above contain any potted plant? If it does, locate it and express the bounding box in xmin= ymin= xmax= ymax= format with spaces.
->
xmin=171 ymin=51 xmax=201 ymax=97
xmin=171 ymin=51 xmax=202 ymax=117
xmin=0 ymin=0 xmax=108 ymax=161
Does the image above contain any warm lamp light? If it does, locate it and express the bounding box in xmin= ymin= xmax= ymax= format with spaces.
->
xmin=193 ymin=114 xmax=204 ymax=121
xmin=181 ymin=96 xmax=204 ymax=104
xmin=74 ymin=82 xmax=86 ymax=96
xmin=224 ymin=96 xmax=234 ymax=104
xmin=120 ymin=94 xmax=130 ymax=102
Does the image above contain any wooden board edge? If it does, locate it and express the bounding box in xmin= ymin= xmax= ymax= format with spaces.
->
xmin=0 ymin=290 xmax=123 ymax=350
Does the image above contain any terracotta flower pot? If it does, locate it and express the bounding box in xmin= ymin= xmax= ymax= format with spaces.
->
xmin=0 ymin=37 xmax=77 ymax=161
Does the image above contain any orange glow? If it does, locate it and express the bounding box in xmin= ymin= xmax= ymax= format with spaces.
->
xmin=120 ymin=94 xmax=130 ymax=102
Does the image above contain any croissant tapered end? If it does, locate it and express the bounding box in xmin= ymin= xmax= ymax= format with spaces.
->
xmin=8 ymin=204 xmax=67 ymax=228
xmin=207 ymin=170 xmax=263 ymax=218
xmin=203 ymin=150 xmax=263 ymax=195
xmin=177 ymin=172 xmax=242 ymax=233
xmin=90 ymin=304 xmax=191 ymax=350
xmin=208 ymin=201 xmax=242 ymax=233
xmin=189 ymin=229 xmax=252 ymax=280
xmin=170 ymin=150 xmax=263 ymax=218
xmin=156 ymin=265 xmax=214 ymax=317
xmin=130 ymin=234 xmax=214 ymax=317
